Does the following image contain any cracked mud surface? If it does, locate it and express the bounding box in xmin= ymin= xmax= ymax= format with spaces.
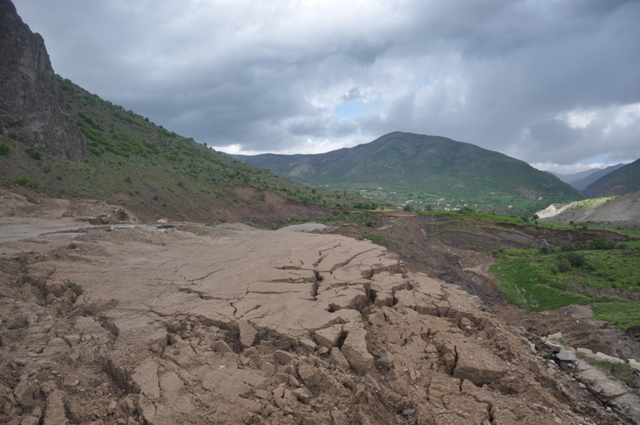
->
xmin=0 ymin=195 xmax=637 ymax=424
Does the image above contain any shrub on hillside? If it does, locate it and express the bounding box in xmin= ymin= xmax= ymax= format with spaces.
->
xmin=557 ymin=252 xmax=587 ymax=269
xmin=0 ymin=142 xmax=9 ymax=155
xmin=538 ymin=245 xmax=553 ymax=255
xmin=13 ymin=175 xmax=40 ymax=188
xmin=557 ymin=258 xmax=572 ymax=273
xmin=24 ymin=147 xmax=41 ymax=160
xmin=560 ymin=242 xmax=575 ymax=252
xmin=589 ymin=237 xmax=617 ymax=250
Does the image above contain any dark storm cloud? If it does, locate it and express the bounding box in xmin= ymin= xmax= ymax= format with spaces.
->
xmin=13 ymin=0 xmax=640 ymax=169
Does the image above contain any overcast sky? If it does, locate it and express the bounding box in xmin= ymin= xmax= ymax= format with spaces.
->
xmin=14 ymin=0 xmax=640 ymax=173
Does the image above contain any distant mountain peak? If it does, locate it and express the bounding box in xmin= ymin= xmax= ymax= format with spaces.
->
xmin=235 ymin=132 xmax=582 ymax=211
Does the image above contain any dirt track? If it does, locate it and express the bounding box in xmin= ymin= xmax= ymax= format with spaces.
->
xmin=1 ymin=192 xmax=638 ymax=424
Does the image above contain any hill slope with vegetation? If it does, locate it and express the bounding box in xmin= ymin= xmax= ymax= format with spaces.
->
xmin=0 ymin=0 xmax=336 ymax=226
xmin=583 ymin=158 xmax=640 ymax=198
xmin=0 ymin=77 xmax=333 ymax=225
xmin=235 ymin=132 xmax=583 ymax=214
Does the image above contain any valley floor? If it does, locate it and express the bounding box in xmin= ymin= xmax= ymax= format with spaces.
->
xmin=0 ymin=190 xmax=638 ymax=424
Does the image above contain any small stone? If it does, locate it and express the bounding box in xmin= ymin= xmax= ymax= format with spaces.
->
xmin=0 ymin=288 xmax=14 ymax=298
xmin=548 ymin=332 xmax=563 ymax=341
xmin=238 ymin=321 xmax=257 ymax=348
xmin=274 ymin=350 xmax=294 ymax=365
xmin=341 ymin=327 xmax=374 ymax=374
xmin=544 ymin=338 xmax=562 ymax=353
xmin=213 ymin=340 xmax=233 ymax=353
xmin=329 ymin=348 xmax=351 ymax=371
xmin=298 ymin=338 xmax=316 ymax=351
xmin=293 ymin=386 xmax=313 ymax=403
xmin=368 ymin=310 xmax=387 ymax=326
xmin=330 ymin=409 xmax=350 ymax=425
xmin=63 ymin=335 xmax=80 ymax=346
xmin=43 ymin=390 xmax=69 ymax=425
xmin=315 ymin=325 xmax=343 ymax=348
xmin=255 ymin=389 xmax=269 ymax=399
xmin=7 ymin=316 xmax=29 ymax=330
xmin=63 ymin=375 xmax=80 ymax=387
xmin=13 ymin=380 xmax=36 ymax=408
xmin=595 ymin=352 xmax=625 ymax=364
xmin=43 ymin=337 xmax=70 ymax=356
xmin=20 ymin=416 xmax=40 ymax=425
xmin=260 ymin=362 xmax=276 ymax=376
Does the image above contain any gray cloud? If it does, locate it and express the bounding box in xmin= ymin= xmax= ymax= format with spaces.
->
xmin=14 ymin=0 xmax=640 ymax=171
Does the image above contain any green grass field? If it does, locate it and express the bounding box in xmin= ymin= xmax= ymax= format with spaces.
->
xmin=490 ymin=243 xmax=640 ymax=334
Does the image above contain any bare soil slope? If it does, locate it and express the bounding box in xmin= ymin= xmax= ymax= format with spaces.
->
xmin=537 ymin=192 xmax=640 ymax=225
xmin=0 ymin=193 xmax=637 ymax=425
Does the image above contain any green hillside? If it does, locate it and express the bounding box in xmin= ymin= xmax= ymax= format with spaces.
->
xmin=0 ymin=77 xmax=333 ymax=224
xmin=235 ymin=132 xmax=583 ymax=214
xmin=583 ymin=158 xmax=640 ymax=198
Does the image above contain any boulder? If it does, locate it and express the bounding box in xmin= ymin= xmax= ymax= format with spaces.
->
xmin=556 ymin=349 xmax=577 ymax=362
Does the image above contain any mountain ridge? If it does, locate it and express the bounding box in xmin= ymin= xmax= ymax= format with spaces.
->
xmin=584 ymin=158 xmax=640 ymax=198
xmin=234 ymin=131 xmax=583 ymax=212
xmin=553 ymin=164 xmax=627 ymax=192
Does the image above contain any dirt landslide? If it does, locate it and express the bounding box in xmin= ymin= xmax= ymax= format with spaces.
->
xmin=0 ymin=194 xmax=636 ymax=424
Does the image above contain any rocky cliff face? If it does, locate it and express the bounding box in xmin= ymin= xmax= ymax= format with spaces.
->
xmin=0 ymin=0 xmax=84 ymax=160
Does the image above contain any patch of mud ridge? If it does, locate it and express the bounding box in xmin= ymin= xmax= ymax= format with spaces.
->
xmin=0 ymin=203 xmax=636 ymax=424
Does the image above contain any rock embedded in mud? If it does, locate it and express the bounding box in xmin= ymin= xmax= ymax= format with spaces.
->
xmin=13 ymin=380 xmax=36 ymax=408
xmin=43 ymin=390 xmax=69 ymax=425
xmin=42 ymin=337 xmax=70 ymax=356
xmin=315 ymin=325 xmax=343 ymax=348
xmin=298 ymin=362 xmax=337 ymax=394
xmin=6 ymin=315 xmax=29 ymax=330
xmin=213 ymin=340 xmax=233 ymax=353
xmin=543 ymin=338 xmax=562 ymax=353
xmin=273 ymin=350 xmax=294 ymax=365
xmin=340 ymin=327 xmax=374 ymax=374
xmin=329 ymin=347 xmax=351 ymax=371
xmin=239 ymin=320 xmax=257 ymax=348
xmin=330 ymin=409 xmax=350 ymax=425
xmin=131 ymin=360 xmax=160 ymax=399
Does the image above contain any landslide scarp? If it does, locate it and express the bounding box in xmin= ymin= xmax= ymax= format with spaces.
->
xmin=1 ymin=218 xmax=618 ymax=425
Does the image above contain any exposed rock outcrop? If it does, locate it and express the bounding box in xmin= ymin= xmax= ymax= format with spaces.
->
xmin=0 ymin=0 xmax=84 ymax=160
